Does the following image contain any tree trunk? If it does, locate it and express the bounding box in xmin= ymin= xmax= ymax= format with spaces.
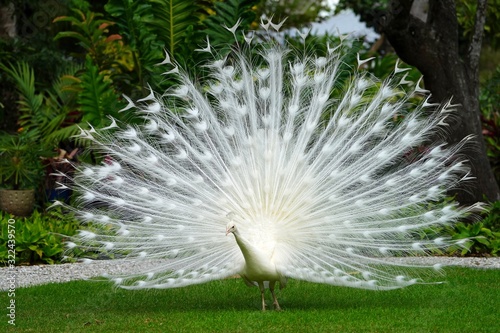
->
xmin=381 ymin=0 xmax=499 ymax=204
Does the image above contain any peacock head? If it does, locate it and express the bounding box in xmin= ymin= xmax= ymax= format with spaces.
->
xmin=226 ymin=221 xmax=236 ymax=236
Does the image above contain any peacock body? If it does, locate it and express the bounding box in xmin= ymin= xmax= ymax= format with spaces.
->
xmin=61 ymin=20 xmax=479 ymax=310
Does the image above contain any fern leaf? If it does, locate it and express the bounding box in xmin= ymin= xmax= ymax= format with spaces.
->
xmin=147 ymin=0 xmax=199 ymax=61
xmin=77 ymin=56 xmax=123 ymax=127
xmin=202 ymin=0 xmax=258 ymax=50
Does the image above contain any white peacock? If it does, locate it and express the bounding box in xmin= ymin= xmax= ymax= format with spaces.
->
xmin=58 ymin=19 xmax=479 ymax=311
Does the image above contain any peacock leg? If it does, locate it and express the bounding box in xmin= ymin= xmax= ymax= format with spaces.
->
xmin=269 ymin=281 xmax=281 ymax=311
xmin=258 ymin=282 xmax=266 ymax=311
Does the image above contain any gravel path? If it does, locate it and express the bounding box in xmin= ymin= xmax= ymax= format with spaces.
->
xmin=1 ymin=257 xmax=499 ymax=291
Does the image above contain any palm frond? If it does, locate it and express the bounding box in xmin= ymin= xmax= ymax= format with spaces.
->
xmin=0 ymin=62 xmax=43 ymax=130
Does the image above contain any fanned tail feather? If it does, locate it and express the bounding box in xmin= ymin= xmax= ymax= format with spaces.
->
xmin=63 ymin=30 xmax=480 ymax=291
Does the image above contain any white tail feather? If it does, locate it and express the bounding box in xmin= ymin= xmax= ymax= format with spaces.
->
xmin=65 ymin=32 xmax=478 ymax=304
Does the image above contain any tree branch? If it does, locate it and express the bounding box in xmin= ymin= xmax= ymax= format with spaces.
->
xmin=468 ymin=0 xmax=487 ymax=76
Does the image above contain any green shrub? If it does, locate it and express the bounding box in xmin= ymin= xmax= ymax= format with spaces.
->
xmin=480 ymin=66 xmax=500 ymax=184
xmin=447 ymin=201 xmax=500 ymax=256
xmin=0 ymin=208 xmax=80 ymax=265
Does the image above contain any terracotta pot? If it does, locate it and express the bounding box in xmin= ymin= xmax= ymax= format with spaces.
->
xmin=0 ymin=189 xmax=35 ymax=217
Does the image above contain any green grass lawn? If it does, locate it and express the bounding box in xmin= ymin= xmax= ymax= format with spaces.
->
xmin=1 ymin=267 xmax=499 ymax=333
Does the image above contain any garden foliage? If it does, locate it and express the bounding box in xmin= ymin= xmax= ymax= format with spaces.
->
xmin=0 ymin=208 xmax=80 ymax=265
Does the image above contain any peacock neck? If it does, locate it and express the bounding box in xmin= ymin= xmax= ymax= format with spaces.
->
xmin=232 ymin=231 xmax=257 ymax=264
